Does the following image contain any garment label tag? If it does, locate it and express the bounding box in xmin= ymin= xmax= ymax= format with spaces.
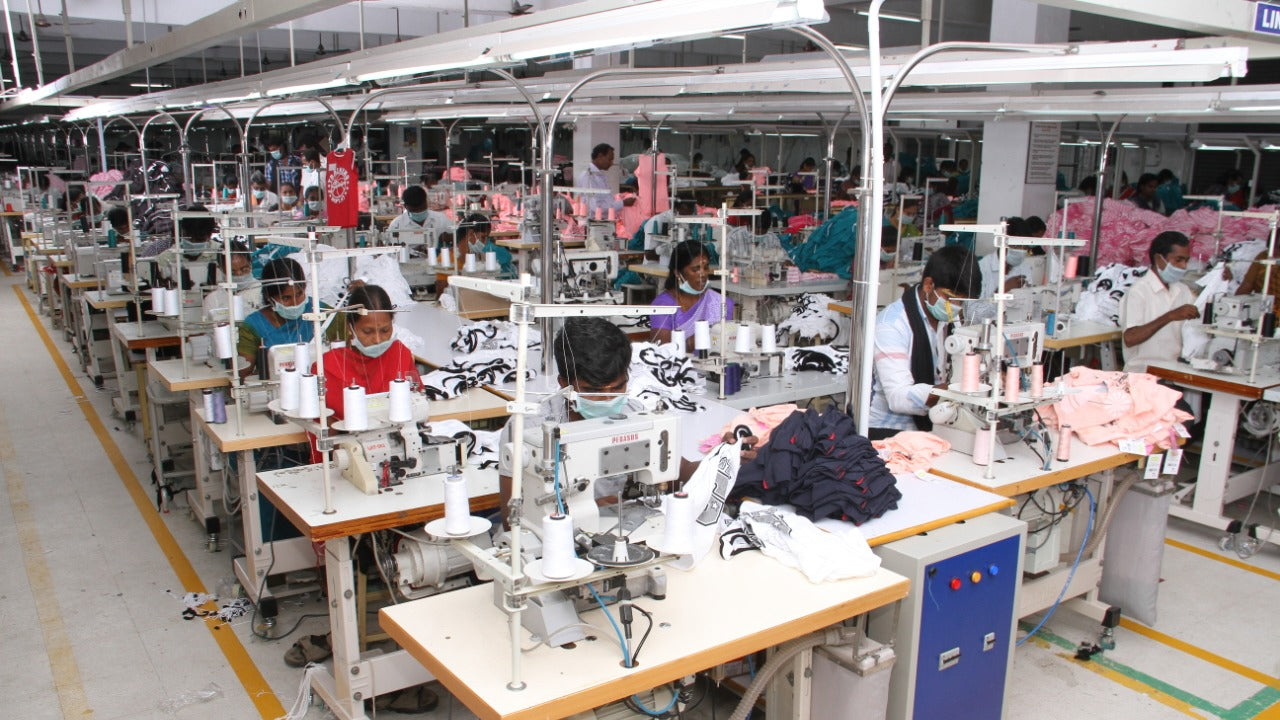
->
xmin=1163 ymin=449 xmax=1184 ymax=476
xmin=1173 ymin=424 xmax=1191 ymax=439
xmin=1144 ymin=454 xmax=1163 ymax=480
xmin=1119 ymin=439 xmax=1148 ymax=455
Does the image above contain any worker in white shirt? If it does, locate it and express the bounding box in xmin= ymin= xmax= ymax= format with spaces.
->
xmin=978 ymin=216 xmax=1031 ymax=299
xmin=576 ymin=143 xmax=635 ymax=218
xmin=246 ymin=172 xmax=280 ymax=212
xmin=1121 ymin=231 xmax=1198 ymax=373
xmin=386 ymin=185 xmax=454 ymax=249
xmin=868 ymin=245 xmax=982 ymax=440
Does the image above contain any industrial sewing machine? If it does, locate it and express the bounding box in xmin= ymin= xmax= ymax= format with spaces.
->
xmin=1199 ymin=292 xmax=1280 ymax=375
xmin=585 ymin=218 xmax=618 ymax=251
xmin=555 ymin=250 xmax=624 ymax=303
xmin=329 ymin=392 xmax=440 ymax=494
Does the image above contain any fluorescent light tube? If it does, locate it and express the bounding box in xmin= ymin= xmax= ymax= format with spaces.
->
xmin=266 ymin=78 xmax=349 ymax=97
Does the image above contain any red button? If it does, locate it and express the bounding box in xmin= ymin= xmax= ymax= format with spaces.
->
xmin=949 ymin=577 xmax=962 ymax=591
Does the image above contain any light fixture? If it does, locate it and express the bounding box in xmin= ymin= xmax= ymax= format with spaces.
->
xmin=266 ymin=78 xmax=350 ymax=97
xmin=205 ymin=91 xmax=262 ymax=105
xmin=722 ymin=34 xmax=746 ymax=41
xmin=857 ymin=9 xmax=921 ymax=23
xmin=1231 ymin=105 xmax=1280 ymax=112
xmin=130 ymin=82 xmax=172 ymax=89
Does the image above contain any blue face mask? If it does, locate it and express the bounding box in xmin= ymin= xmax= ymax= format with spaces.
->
xmin=274 ymin=300 xmax=306 ymax=320
xmin=880 ymin=249 xmax=896 ymax=263
xmin=1007 ymin=249 xmax=1028 ymax=267
xmin=678 ymin=271 xmax=706 ymax=296
xmin=222 ymin=187 xmax=232 ymax=199
xmin=573 ymin=393 xmax=628 ymax=419
xmin=280 ymin=194 xmax=297 ymax=206
xmin=926 ymin=290 xmax=953 ymax=322
xmin=353 ymin=335 xmax=393 ymax=358
xmin=1156 ymin=255 xmax=1188 ymax=286
xmin=307 ymin=200 xmax=323 ymax=213
xmin=270 ymin=150 xmax=283 ymax=161
xmin=408 ymin=210 xmax=430 ymax=224
xmin=252 ymin=189 xmax=266 ymax=200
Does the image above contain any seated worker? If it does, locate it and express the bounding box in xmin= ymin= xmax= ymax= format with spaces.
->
xmin=300 ymin=148 xmax=325 ymax=192
xmin=886 ymin=197 xmax=922 ymax=240
xmin=1121 ymin=231 xmax=1198 ymax=373
xmin=455 ymin=213 xmax=514 ymax=274
xmin=316 ymin=283 xmax=422 ymax=419
xmin=277 ymin=182 xmax=300 ymax=216
xmin=386 ymin=185 xmax=454 ymax=247
xmin=880 ymin=226 xmax=899 ymax=270
xmin=247 ymin=172 xmax=280 ymax=212
xmin=649 ymin=239 xmax=733 ymax=351
xmin=790 ymin=157 xmax=818 ymax=192
xmin=237 ymin=257 xmax=345 ymax=377
xmin=639 ymin=199 xmax=697 ymax=261
xmin=1130 ymin=173 xmax=1165 ymax=215
xmin=300 ymin=185 xmax=325 ymax=220
xmin=868 ymin=245 xmax=982 ymax=440
xmin=137 ymin=204 xmax=217 ymax=258
xmin=105 ymin=206 xmax=132 ymax=249
xmin=219 ymin=173 xmax=240 ymax=203
xmin=978 ymin=217 xmax=1030 ymax=298
xmin=1235 ymin=244 xmax=1280 ymax=314
xmin=202 ymin=240 xmax=261 ymax=318
xmin=498 ymin=317 xmax=757 ymax=522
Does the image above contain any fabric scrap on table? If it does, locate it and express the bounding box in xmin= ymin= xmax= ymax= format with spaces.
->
xmin=777 ymin=293 xmax=845 ymax=343
xmin=627 ymin=342 xmax=707 ymax=412
xmin=872 ymin=431 xmax=951 ymax=474
xmin=449 ymin=320 xmax=542 ymax=355
xmin=699 ymin=404 xmax=799 ymax=453
xmin=720 ymin=501 xmax=881 ymax=582
xmin=783 ymin=344 xmax=849 ymax=374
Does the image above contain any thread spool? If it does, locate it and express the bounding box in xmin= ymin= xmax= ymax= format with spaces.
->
xmin=296 ymin=373 xmax=320 ymax=418
xmin=279 ymin=368 xmax=300 ymax=411
xmin=438 ymin=247 xmax=451 ymax=268
xmin=211 ymin=390 xmax=227 ymax=424
xmin=1064 ymin=255 xmax=1079 ymax=279
xmin=443 ymin=474 xmax=471 ymax=535
xmin=343 ymin=384 xmax=369 ymax=431
xmin=611 ymin=538 xmax=630 ymax=564
xmin=232 ymin=295 xmax=246 ymax=322
xmin=693 ymin=320 xmax=711 ymax=353
xmin=662 ymin=492 xmax=696 ymax=554
xmin=1056 ymin=425 xmax=1073 ymax=462
xmin=150 ymin=287 xmax=164 ymax=311
xmin=1030 ymin=362 xmax=1044 ymax=398
xmin=388 ymin=378 xmax=412 ymax=423
xmin=669 ymin=329 xmax=687 ymax=357
xmin=293 ymin=342 xmax=311 ymax=374
xmin=163 ymin=288 xmax=180 ymax=316
xmin=972 ymin=425 xmax=993 ymax=466
xmin=398 ymin=245 xmax=410 ymax=263
xmin=734 ymin=324 xmax=753 ymax=354
xmin=1045 ymin=311 xmax=1057 ymax=337
xmin=761 ymin=325 xmax=777 ymax=353
xmin=425 ymin=247 xmax=436 ymax=266
xmin=540 ymin=513 xmax=577 ymax=579
xmin=213 ymin=322 xmax=234 ymax=360
xmin=464 ymin=253 xmax=477 ymax=273
xmin=608 ymin=207 xmax=617 ymax=221
xmin=255 ymin=345 xmax=271 ymax=380
xmin=201 ymin=388 xmax=215 ymax=418
xmin=961 ymin=352 xmax=981 ymax=393
xmin=1004 ymin=364 xmax=1021 ymax=403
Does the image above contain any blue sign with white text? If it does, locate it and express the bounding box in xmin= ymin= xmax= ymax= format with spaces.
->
xmin=1256 ymin=1 xmax=1280 ymax=34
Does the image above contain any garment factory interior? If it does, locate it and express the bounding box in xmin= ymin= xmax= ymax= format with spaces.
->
xmin=1 ymin=0 xmax=1279 ymax=719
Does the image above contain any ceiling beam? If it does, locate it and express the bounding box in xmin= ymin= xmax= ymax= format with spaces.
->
xmin=2 ymin=0 xmax=348 ymax=110
xmin=1033 ymin=0 xmax=1265 ymax=40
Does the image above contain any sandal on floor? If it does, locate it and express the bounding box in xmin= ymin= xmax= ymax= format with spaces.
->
xmin=388 ymin=684 xmax=439 ymax=714
xmin=284 ymin=634 xmax=332 ymax=668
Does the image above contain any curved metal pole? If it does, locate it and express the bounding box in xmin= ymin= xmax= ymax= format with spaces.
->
xmin=140 ymin=111 xmax=185 ymax=202
xmin=1090 ymin=115 xmax=1125 ymax=272
xmin=786 ymin=25 xmax=874 ymax=433
xmin=816 ymin=110 xmax=851 ymax=219
xmin=182 ymin=105 xmax=245 ymax=205
xmin=882 ymin=41 xmax=1067 ymax=110
xmin=541 ymin=68 xmax=699 ymax=307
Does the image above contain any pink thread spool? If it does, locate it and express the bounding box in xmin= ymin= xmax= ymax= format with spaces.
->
xmin=961 ymin=352 xmax=981 ymax=393
xmin=1030 ymin=362 xmax=1044 ymax=398
xmin=1004 ymin=365 xmax=1020 ymax=403
xmin=972 ymin=426 xmax=993 ymax=466
xmin=1064 ymin=255 xmax=1079 ymax=279
xmin=1056 ymin=425 xmax=1073 ymax=462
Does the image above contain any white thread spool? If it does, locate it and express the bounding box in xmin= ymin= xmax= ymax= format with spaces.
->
xmin=213 ymin=322 xmax=234 ymax=360
xmin=972 ymin=425 xmax=994 ymax=466
xmin=540 ymin=513 xmax=577 ymax=579
xmin=343 ymin=384 xmax=368 ymax=431
xmin=464 ymin=253 xmax=477 ymax=273
xmin=669 ymin=329 xmax=687 ymax=356
xmin=150 ymin=287 xmax=164 ymax=311
xmin=388 ymin=378 xmax=412 ymax=423
xmin=232 ymin=295 xmax=246 ymax=322
xmin=398 ymin=245 xmax=410 ymax=263
xmin=279 ymin=368 xmax=300 ymax=411
xmin=293 ymin=342 xmax=311 ymax=374
xmin=761 ymin=324 xmax=778 ymax=353
xmin=439 ymin=247 xmax=452 ymax=267
xmin=201 ymin=389 xmax=215 ymax=418
xmin=163 ymin=288 xmax=180 ymax=316
xmin=693 ymin=320 xmax=711 ymax=351
xmin=297 ymin=373 xmax=320 ymax=419
xmin=735 ymin=324 xmax=753 ymax=354
xmin=662 ymin=492 xmax=696 ymax=555
xmin=485 ymin=251 xmax=499 ymax=272
xmin=443 ymin=474 xmax=471 ymax=535
xmin=425 ymin=246 xmax=436 ymax=266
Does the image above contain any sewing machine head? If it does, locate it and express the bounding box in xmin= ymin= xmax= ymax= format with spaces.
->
xmin=334 ymin=421 xmax=465 ymax=495
xmin=945 ymin=321 xmax=1045 ymax=373
xmin=556 ymin=250 xmax=622 ymax=303
xmin=1212 ymin=293 xmax=1268 ymax=331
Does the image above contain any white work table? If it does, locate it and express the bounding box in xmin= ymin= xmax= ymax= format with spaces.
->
xmin=711 ymin=370 xmax=847 ymax=410
xmin=1043 ymin=320 xmax=1122 ymax=371
xmin=381 ymin=551 xmax=908 ymax=720
xmin=1146 ymin=360 xmax=1280 ymax=547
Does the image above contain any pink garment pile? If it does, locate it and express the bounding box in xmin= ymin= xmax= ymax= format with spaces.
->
xmin=1045 ymin=199 xmax=1277 ymax=267
xmin=88 ymin=170 xmax=124 ymax=199
xmin=1040 ymin=367 xmax=1191 ymax=450
xmin=871 ymin=431 xmax=951 ymax=474
xmin=799 ymin=271 xmax=841 ymax=282
xmin=788 ymin=214 xmax=819 ymax=233
xmin=698 ymin=403 xmax=799 ymax=453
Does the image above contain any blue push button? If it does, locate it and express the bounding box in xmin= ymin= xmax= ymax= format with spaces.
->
xmin=988 ymin=564 xmax=1000 ymax=576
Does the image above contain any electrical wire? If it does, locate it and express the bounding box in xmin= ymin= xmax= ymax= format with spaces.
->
xmin=1018 ymin=485 xmax=1095 ymax=646
xmin=630 ymin=687 xmax=679 ymax=717
xmin=629 ymin=605 xmax=655 ymax=665
xmin=553 ymin=438 xmax=566 ymax=515
xmin=588 ymin=583 xmax=630 ymax=667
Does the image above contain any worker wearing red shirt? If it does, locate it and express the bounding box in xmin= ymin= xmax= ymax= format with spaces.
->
xmin=314 ymin=283 xmax=422 ymax=419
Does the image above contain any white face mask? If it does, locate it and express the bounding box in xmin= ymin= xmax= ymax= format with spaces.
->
xmin=1007 ymin=249 xmax=1028 ymax=267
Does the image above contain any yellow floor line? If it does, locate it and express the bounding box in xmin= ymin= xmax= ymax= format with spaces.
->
xmin=1023 ymin=637 xmax=1205 ymax=718
xmin=1165 ymin=538 xmax=1280 ymax=583
xmin=1119 ymin=619 xmax=1280 ymax=690
xmin=0 ymin=406 xmax=93 ymax=718
xmin=14 ymin=286 xmax=287 ymax=720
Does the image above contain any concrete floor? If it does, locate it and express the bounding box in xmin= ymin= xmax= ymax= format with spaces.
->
xmin=2 ymin=272 xmax=1277 ymax=720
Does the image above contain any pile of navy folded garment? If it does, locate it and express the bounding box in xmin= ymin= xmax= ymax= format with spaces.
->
xmin=731 ymin=408 xmax=901 ymax=524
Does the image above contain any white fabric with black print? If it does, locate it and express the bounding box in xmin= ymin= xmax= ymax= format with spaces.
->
xmin=783 ymin=345 xmax=850 ymax=374
xmin=420 ymin=348 xmax=538 ymax=400
xmin=449 ymin=320 xmax=543 ymax=355
xmin=627 ymin=342 xmax=707 ymax=412
xmin=777 ymin=293 xmax=844 ymax=343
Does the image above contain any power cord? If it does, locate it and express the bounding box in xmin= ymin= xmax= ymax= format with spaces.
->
xmin=1018 ymin=485 xmax=1095 ymax=645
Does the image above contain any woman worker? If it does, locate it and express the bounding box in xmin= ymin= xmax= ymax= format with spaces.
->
xmin=317 ymin=283 xmax=422 ymax=419
xmin=237 ymin=257 xmax=344 ymax=377
xmin=649 ymin=239 xmax=734 ymax=351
